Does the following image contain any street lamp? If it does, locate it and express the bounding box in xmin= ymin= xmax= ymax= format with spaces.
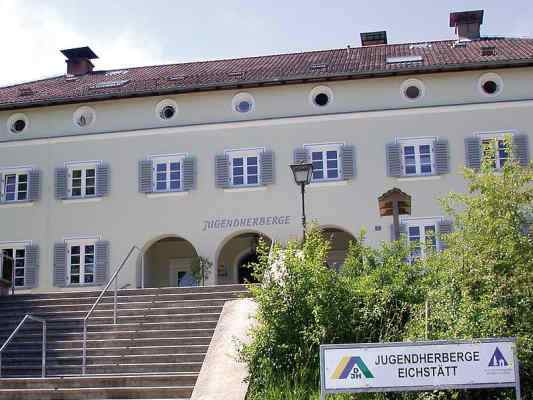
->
xmin=289 ymin=161 xmax=314 ymax=241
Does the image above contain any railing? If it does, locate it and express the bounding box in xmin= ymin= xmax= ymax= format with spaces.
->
xmin=0 ymin=252 xmax=16 ymax=295
xmin=0 ymin=314 xmax=47 ymax=377
xmin=82 ymin=245 xmax=142 ymax=374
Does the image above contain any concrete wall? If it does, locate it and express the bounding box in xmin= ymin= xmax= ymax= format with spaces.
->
xmin=0 ymin=67 xmax=532 ymax=292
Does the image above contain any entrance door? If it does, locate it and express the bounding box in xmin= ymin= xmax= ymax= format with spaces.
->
xmin=238 ymin=252 xmax=259 ymax=284
xmin=169 ymin=258 xmax=197 ymax=287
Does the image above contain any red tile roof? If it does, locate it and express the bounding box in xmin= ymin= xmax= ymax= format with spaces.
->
xmin=1 ymin=37 xmax=533 ymax=110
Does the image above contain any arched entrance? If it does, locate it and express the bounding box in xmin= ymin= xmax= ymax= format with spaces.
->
xmin=321 ymin=227 xmax=357 ymax=270
xmin=142 ymin=236 xmax=199 ymax=288
xmin=216 ymin=232 xmax=271 ymax=285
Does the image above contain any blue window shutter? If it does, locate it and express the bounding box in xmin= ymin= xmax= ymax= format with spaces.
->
xmin=438 ymin=220 xmax=453 ymax=250
xmin=386 ymin=143 xmax=402 ymax=177
xmin=512 ymin=134 xmax=529 ymax=167
xmin=464 ymin=137 xmax=482 ymax=170
xmin=434 ymin=139 xmax=450 ymax=175
xmin=53 ymin=243 xmax=67 ymax=287
xmin=55 ymin=167 xmax=68 ymax=199
xmin=215 ymin=154 xmax=230 ymax=188
xmin=27 ymin=169 xmax=41 ymax=202
xmin=260 ymin=150 xmax=274 ymax=185
xmin=95 ymin=241 xmax=110 ymax=285
xmin=341 ymin=145 xmax=355 ymax=180
xmin=96 ymin=163 xmax=110 ymax=197
xmin=24 ymin=244 xmax=39 ymax=288
xmin=138 ymin=160 xmax=153 ymax=193
xmin=182 ymin=157 xmax=195 ymax=191
xmin=390 ymin=223 xmax=407 ymax=241
xmin=293 ymin=148 xmax=308 ymax=163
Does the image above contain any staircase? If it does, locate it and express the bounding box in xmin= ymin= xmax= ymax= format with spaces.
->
xmin=0 ymin=284 xmax=248 ymax=399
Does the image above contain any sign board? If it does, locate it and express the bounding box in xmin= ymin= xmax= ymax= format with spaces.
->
xmin=320 ymin=338 xmax=520 ymax=399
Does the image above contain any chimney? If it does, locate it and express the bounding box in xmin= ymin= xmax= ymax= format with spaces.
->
xmin=60 ymin=46 xmax=98 ymax=76
xmin=449 ymin=10 xmax=484 ymax=40
xmin=360 ymin=31 xmax=387 ymax=46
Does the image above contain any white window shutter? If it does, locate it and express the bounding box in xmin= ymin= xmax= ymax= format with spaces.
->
xmin=260 ymin=150 xmax=274 ymax=185
xmin=464 ymin=137 xmax=482 ymax=170
xmin=55 ymin=167 xmax=68 ymax=199
xmin=53 ymin=243 xmax=67 ymax=287
xmin=95 ymin=241 xmax=110 ymax=285
xmin=138 ymin=160 xmax=153 ymax=193
xmin=215 ymin=154 xmax=230 ymax=188
xmin=96 ymin=163 xmax=110 ymax=197
xmin=434 ymin=139 xmax=450 ymax=175
xmin=386 ymin=143 xmax=402 ymax=177
xmin=182 ymin=157 xmax=195 ymax=191
xmin=24 ymin=244 xmax=39 ymax=288
xmin=341 ymin=145 xmax=355 ymax=180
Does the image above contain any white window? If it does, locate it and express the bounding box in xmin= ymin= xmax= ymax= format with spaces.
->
xmin=152 ymin=155 xmax=184 ymax=192
xmin=1 ymin=169 xmax=29 ymax=202
xmin=403 ymin=218 xmax=440 ymax=259
xmin=305 ymin=143 xmax=342 ymax=182
xmin=226 ymin=149 xmax=261 ymax=187
xmin=1 ymin=245 xmax=26 ymax=287
xmin=479 ymin=132 xmax=512 ymax=170
xmin=67 ymin=240 xmax=95 ymax=285
xmin=398 ymin=138 xmax=435 ymax=176
xmin=67 ymin=162 xmax=98 ymax=198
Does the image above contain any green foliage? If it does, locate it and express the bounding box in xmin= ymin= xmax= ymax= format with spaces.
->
xmin=190 ymin=255 xmax=212 ymax=286
xmin=241 ymin=139 xmax=532 ymax=400
xmin=241 ymin=227 xmax=423 ymax=399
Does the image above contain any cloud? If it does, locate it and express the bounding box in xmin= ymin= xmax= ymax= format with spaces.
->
xmin=0 ymin=1 xmax=169 ymax=87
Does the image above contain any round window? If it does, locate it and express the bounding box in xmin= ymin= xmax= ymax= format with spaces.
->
xmin=232 ymin=93 xmax=255 ymax=114
xmin=308 ymin=86 xmax=333 ymax=109
xmin=314 ymin=93 xmax=330 ymax=107
xmin=73 ymin=106 xmax=96 ymax=128
xmin=160 ymin=105 xmax=176 ymax=120
xmin=400 ymin=79 xmax=425 ymax=102
xmin=7 ymin=113 xmax=29 ymax=134
xmin=478 ymin=73 xmax=503 ymax=97
xmin=155 ymin=99 xmax=178 ymax=121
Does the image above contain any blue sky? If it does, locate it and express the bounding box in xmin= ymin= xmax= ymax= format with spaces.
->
xmin=1 ymin=0 xmax=532 ymax=86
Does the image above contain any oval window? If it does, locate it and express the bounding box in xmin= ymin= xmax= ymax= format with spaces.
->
xmin=309 ymin=86 xmax=333 ymax=109
xmin=156 ymin=99 xmax=178 ymax=121
xmin=232 ymin=93 xmax=255 ymax=114
xmin=7 ymin=113 xmax=29 ymax=134
xmin=400 ymin=79 xmax=425 ymax=102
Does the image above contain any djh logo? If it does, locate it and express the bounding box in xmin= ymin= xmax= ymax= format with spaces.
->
xmin=331 ymin=356 xmax=374 ymax=380
xmin=488 ymin=347 xmax=508 ymax=367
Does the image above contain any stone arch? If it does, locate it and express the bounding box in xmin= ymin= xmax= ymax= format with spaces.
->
xmin=319 ymin=225 xmax=357 ymax=269
xmin=215 ymin=230 xmax=272 ymax=285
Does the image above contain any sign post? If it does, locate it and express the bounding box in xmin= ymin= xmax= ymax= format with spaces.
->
xmin=320 ymin=338 xmax=520 ymax=399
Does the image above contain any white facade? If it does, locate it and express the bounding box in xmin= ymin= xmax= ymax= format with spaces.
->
xmin=0 ymin=68 xmax=532 ymax=292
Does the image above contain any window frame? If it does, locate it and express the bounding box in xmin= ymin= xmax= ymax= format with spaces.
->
xmin=225 ymin=148 xmax=263 ymax=188
xmin=151 ymin=154 xmax=185 ymax=193
xmin=304 ymin=143 xmax=343 ymax=183
xmin=0 ymin=242 xmax=28 ymax=288
xmin=477 ymin=131 xmax=514 ymax=170
xmin=397 ymin=137 xmax=436 ymax=177
xmin=66 ymin=239 xmax=97 ymax=286
xmin=66 ymin=161 xmax=99 ymax=199
xmin=401 ymin=217 xmax=441 ymax=259
xmin=1 ymin=167 xmax=30 ymax=203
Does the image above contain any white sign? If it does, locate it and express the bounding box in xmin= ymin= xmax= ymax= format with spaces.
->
xmin=320 ymin=339 xmax=519 ymax=396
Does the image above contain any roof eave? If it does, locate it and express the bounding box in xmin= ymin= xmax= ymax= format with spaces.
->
xmin=1 ymin=59 xmax=533 ymax=111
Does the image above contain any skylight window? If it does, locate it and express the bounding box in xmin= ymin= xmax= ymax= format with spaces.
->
xmin=386 ymin=55 xmax=423 ymax=64
xmin=89 ymin=80 xmax=130 ymax=89
xmin=168 ymin=75 xmax=186 ymax=81
xmin=309 ymin=63 xmax=328 ymax=70
xmin=228 ymin=71 xmax=245 ymax=78
xmin=409 ymin=43 xmax=432 ymax=49
xmin=17 ymin=88 xmax=34 ymax=97
xmin=105 ymin=70 xmax=128 ymax=76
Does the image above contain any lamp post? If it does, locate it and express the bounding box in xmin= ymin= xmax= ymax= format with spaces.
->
xmin=289 ymin=161 xmax=314 ymax=242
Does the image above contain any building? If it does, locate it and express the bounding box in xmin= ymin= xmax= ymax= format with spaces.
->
xmin=0 ymin=10 xmax=531 ymax=293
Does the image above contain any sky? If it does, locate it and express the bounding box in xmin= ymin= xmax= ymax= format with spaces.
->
xmin=1 ymin=0 xmax=532 ymax=87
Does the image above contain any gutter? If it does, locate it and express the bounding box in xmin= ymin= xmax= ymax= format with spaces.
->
xmin=1 ymin=59 xmax=533 ymax=112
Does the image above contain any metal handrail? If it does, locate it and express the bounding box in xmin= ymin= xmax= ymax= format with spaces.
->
xmin=0 ymin=252 xmax=16 ymax=295
xmin=0 ymin=314 xmax=47 ymax=378
xmin=82 ymin=245 xmax=142 ymax=374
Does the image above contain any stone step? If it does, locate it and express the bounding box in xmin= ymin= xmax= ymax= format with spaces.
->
xmin=0 ymin=373 xmax=197 ymax=389
xmin=0 ymin=297 xmax=228 ymax=314
xmin=0 ymin=304 xmax=224 ymax=321
xmin=0 ymin=328 xmax=215 ymax=342
xmin=0 ymin=385 xmax=194 ymax=399
xmin=2 ymin=284 xmax=247 ymax=302
xmin=1 ymin=352 xmax=206 ymax=365
xmin=3 ymin=344 xmax=209 ymax=357
xmin=2 ymin=361 xmax=203 ymax=375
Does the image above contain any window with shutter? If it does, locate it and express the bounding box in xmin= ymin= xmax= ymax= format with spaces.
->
xmin=64 ymin=161 xmax=103 ymax=198
xmin=303 ymin=143 xmax=342 ymax=182
xmin=0 ymin=168 xmax=32 ymax=202
xmin=225 ymin=148 xmax=263 ymax=187
xmin=1 ymin=244 xmax=27 ymax=287
xmin=396 ymin=137 xmax=438 ymax=177
xmin=401 ymin=217 xmax=444 ymax=259
xmin=150 ymin=154 xmax=186 ymax=193
xmin=65 ymin=239 xmax=101 ymax=285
